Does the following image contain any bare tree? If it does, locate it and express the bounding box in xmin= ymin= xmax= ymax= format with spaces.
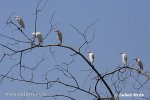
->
xmin=0 ymin=0 xmax=150 ymax=100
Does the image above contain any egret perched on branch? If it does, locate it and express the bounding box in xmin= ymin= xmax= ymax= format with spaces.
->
xmin=36 ymin=32 xmax=43 ymax=45
xmin=134 ymin=58 xmax=143 ymax=70
xmin=88 ymin=51 xmax=95 ymax=64
xmin=120 ymin=52 xmax=127 ymax=66
xmin=15 ymin=16 xmax=25 ymax=29
xmin=55 ymin=30 xmax=63 ymax=46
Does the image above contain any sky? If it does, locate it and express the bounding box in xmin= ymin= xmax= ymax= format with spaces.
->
xmin=0 ymin=0 xmax=150 ymax=100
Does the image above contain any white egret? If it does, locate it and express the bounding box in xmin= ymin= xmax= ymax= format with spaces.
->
xmin=88 ymin=51 xmax=95 ymax=64
xmin=15 ymin=16 xmax=25 ymax=29
xmin=134 ymin=58 xmax=143 ymax=70
xmin=120 ymin=52 xmax=127 ymax=66
xmin=55 ymin=30 xmax=63 ymax=46
xmin=36 ymin=32 xmax=43 ymax=45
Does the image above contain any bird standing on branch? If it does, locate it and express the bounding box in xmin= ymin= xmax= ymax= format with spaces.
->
xmin=88 ymin=51 xmax=95 ymax=64
xmin=120 ymin=52 xmax=128 ymax=66
xmin=134 ymin=58 xmax=144 ymax=70
xmin=15 ymin=16 xmax=25 ymax=29
xmin=36 ymin=32 xmax=43 ymax=46
xmin=55 ymin=30 xmax=63 ymax=46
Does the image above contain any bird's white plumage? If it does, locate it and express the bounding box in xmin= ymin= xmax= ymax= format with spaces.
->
xmin=88 ymin=52 xmax=94 ymax=64
xmin=135 ymin=58 xmax=143 ymax=70
xmin=15 ymin=16 xmax=25 ymax=29
xmin=36 ymin=32 xmax=43 ymax=45
xmin=55 ymin=30 xmax=63 ymax=45
xmin=120 ymin=52 xmax=127 ymax=65
xmin=32 ymin=32 xmax=36 ymax=37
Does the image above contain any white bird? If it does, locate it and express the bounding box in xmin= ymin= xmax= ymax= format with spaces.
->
xmin=15 ymin=16 xmax=25 ymax=29
xmin=134 ymin=58 xmax=143 ymax=70
xmin=88 ymin=52 xmax=95 ymax=64
xmin=120 ymin=52 xmax=128 ymax=66
xmin=36 ymin=32 xmax=43 ymax=45
xmin=55 ymin=30 xmax=63 ymax=46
